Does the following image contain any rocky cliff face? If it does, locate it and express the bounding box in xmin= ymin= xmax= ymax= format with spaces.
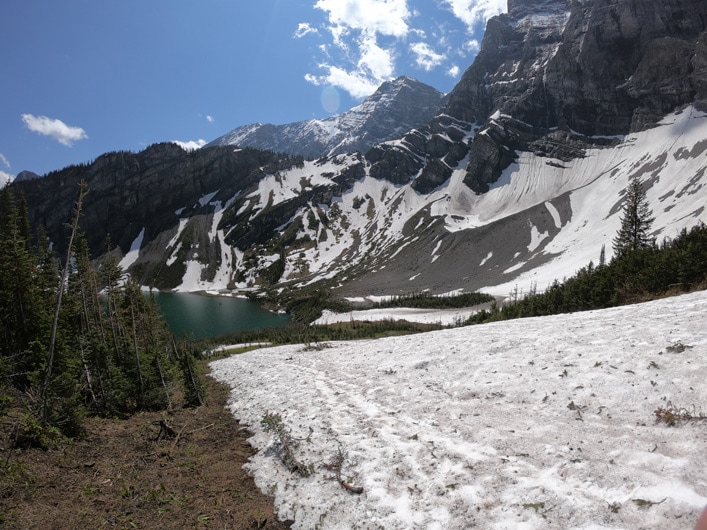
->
xmin=450 ymin=0 xmax=707 ymax=132
xmin=449 ymin=0 xmax=707 ymax=191
xmin=208 ymin=76 xmax=446 ymax=158
xmin=16 ymin=144 xmax=290 ymax=263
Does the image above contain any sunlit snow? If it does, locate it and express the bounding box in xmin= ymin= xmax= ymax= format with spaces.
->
xmin=211 ymin=290 xmax=707 ymax=529
xmin=314 ymin=306 xmax=477 ymax=326
xmin=119 ymin=227 xmax=145 ymax=270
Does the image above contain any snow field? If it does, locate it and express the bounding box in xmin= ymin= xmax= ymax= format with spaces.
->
xmin=211 ymin=290 xmax=707 ymax=529
xmin=119 ymin=227 xmax=145 ymax=271
xmin=314 ymin=306 xmax=479 ymax=326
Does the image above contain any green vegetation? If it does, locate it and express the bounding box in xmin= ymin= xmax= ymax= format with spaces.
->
xmin=0 ymin=183 xmax=205 ymax=441
xmin=470 ymin=222 xmax=707 ymax=324
xmin=268 ymin=285 xmax=493 ymax=325
xmin=613 ymin=175 xmax=655 ymax=257
xmin=200 ymin=319 xmax=443 ymax=356
xmin=260 ymin=411 xmax=314 ymax=477
xmin=4 ymin=169 xmax=706 ymax=443
xmin=366 ymin=291 xmax=493 ymax=310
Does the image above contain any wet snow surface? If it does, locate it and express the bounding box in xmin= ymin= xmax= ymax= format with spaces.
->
xmin=210 ymin=290 xmax=707 ymax=529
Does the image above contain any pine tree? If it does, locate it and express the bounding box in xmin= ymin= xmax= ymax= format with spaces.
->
xmin=598 ymin=244 xmax=606 ymax=267
xmin=612 ymin=176 xmax=655 ymax=258
xmin=40 ymin=182 xmax=88 ymax=424
xmin=0 ymin=187 xmax=49 ymax=390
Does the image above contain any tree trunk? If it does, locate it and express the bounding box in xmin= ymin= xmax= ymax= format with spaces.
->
xmin=40 ymin=181 xmax=88 ymax=424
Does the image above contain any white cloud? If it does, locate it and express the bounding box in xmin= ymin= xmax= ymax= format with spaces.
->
xmin=173 ymin=139 xmax=207 ymax=151
xmin=303 ymin=33 xmax=395 ymax=98
xmin=410 ymin=42 xmax=446 ymax=71
xmin=303 ymin=0 xmax=412 ymax=98
xmin=305 ymin=67 xmax=380 ymax=99
xmin=0 ymin=153 xmax=10 ymax=169
xmin=206 ymin=115 xmax=215 ymax=123
xmin=314 ymin=0 xmax=411 ymax=38
xmin=442 ymin=0 xmax=506 ymax=31
xmin=1 ymin=170 xmax=14 ymax=185
xmin=294 ymin=22 xmax=318 ymax=38
xmin=464 ymin=38 xmax=480 ymax=53
xmin=21 ymin=114 xmax=88 ymax=146
xmin=409 ymin=27 xmax=426 ymax=39
xmin=358 ymin=34 xmax=396 ymax=79
xmin=301 ymin=0 xmax=505 ymax=99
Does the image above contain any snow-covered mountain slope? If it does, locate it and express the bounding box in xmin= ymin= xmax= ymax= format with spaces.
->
xmin=29 ymin=103 xmax=702 ymax=299
xmin=157 ymin=104 xmax=706 ymax=297
xmin=207 ymin=76 xmax=446 ymax=158
xmin=210 ymin=289 xmax=707 ymax=530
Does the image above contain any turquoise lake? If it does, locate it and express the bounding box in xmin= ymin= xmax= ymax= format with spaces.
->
xmin=150 ymin=292 xmax=290 ymax=339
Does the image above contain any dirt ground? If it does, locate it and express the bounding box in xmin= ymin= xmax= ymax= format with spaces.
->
xmin=0 ymin=370 xmax=290 ymax=530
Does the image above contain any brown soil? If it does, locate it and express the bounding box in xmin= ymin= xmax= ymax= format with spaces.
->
xmin=0 ymin=370 xmax=290 ymax=530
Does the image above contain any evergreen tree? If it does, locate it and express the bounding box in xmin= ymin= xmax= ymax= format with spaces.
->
xmin=612 ymin=176 xmax=655 ymax=258
xmin=41 ymin=182 xmax=88 ymax=424
xmin=0 ymin=182 xmax=197 ymax=438
xmin=598 ymin=244 xmax=606 ymax=268
xmin=0 ymin=187 xmax=50 ymax=390
xmin=179 ymin=343 xmax=205 ymax=408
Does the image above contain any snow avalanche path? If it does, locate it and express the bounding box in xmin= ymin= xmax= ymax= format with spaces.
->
xmin=211 ymin=291 xmax=707 ymax=529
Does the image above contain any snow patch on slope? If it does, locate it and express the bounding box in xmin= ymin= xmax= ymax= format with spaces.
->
xmin=545 ymin=201 xmax=562 ymax=228
xmin=527 ymin=223 xmax=549 ymax=252
xmin=119 ymin=228 xmax=145 ymax=270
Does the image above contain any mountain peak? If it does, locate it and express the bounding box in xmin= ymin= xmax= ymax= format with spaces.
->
xmin=379 ymin=75 xmax=423 ymax=89
xmin=13 ymin=170 xmax=41 ymax=183
xmin=208 ymin=77 xmax=445 ymax=158
xmin=11 ymin=0 xmax=707 ymax=303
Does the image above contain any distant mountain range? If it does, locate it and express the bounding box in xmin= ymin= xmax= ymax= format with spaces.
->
xmin=13 ymin=0 xmax=707 ymax=301
xmin=207 ymin=76 xmax=446 ymax=158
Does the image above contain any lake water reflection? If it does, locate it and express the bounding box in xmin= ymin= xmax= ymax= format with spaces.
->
xmin=149 ymin=292 xmax=290 ymax=339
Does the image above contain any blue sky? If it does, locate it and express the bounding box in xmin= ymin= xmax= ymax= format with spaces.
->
xmin=0 ymin=0 xmax=506 ymax=179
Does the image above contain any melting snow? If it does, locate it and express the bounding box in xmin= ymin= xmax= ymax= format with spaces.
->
xmin=119 ymin=227 xmax=145 ymax=270
xmin=545 ymin=201 xmax=562 ymax=228
xmin=314 ymin=306 xmax=478 ymax=327
xmin=431 ymin=240 xmax=443 ymax=263
xmin=199 ymin=190 xmax=219 ymax=207
xmin=211 ymin=290 xmax=707 ymax=529
xmin=527 ymin=224 xmax=549 ymax=252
